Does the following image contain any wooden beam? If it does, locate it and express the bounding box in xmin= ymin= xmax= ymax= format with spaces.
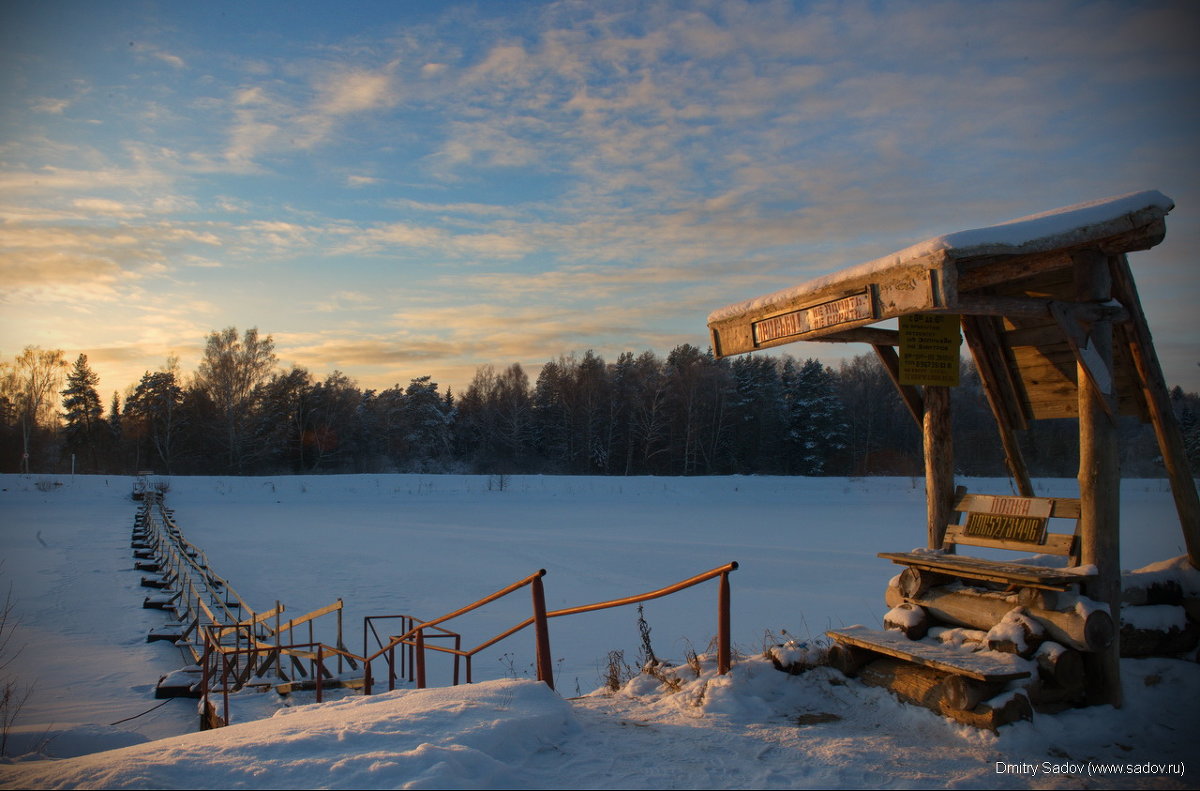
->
xmin=1109 ymin=254 xmax=1200 ymax=570
xmin=817 ymin=327 xmax=901 ymax=345
xmin=954 ymin=217 xmax=1167 ymax=291
xmin=871 ymin=344 xmax=924 ymax=429
xmin=961 ymin=315 xmax=1034 ymax=495
xmin=1050 ymin=301 xmax=1117 ymax=420
xmin=1073 ymin=249 xmax=1121 ymax=707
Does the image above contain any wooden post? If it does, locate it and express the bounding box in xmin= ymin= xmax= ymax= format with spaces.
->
xmin=315 ymin=645 xmax=323 ymax=703
xmin=274 ymin=600 xmax=282 ymax=681
xmin=1075 ymin=250 xmax=1122 ymax=707
xmin=924 ymin=385 xmax=954 ymax=549
xmin=531 ymin=575 xmax=554 ymax=690
xmin=415 ymin=628 xmax=427 ymax=689
xmin=718 ymin=570 xmax=732 ymax=675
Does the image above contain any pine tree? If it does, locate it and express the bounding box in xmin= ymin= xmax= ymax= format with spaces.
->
xmin=126 ymin=370 xmax=184 ymax=473
xmin=61 ymin=354 xmax=104 ymax=472
xmin=785 ymin=358 xmax=849 ymax=475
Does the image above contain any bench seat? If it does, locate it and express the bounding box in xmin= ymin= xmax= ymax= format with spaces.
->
xmin=878 ymin=551 xmax=1095 ymax=591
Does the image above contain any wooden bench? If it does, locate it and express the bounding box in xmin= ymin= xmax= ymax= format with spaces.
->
xmin=878 ymin=492 xmax=1093 ymax=591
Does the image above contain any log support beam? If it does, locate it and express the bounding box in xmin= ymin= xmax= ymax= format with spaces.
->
xmin=923 ymin=386 xmax=954 ymax=549
xmin=1109 ymin=255 xmax=1200 ymax=570
xmin=1074 ymin=249 xmax=1122 ymax=707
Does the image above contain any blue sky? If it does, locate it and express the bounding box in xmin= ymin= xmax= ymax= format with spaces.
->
xmin=2 ymin=0 xmax=1198 ymax=398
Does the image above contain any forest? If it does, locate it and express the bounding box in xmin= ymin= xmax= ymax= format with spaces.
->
xmin=3 ymin=327 xmax=1198 ymax=479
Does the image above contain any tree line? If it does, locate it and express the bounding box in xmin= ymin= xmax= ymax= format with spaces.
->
xmin=3 ymin=327 xmax=1198 ymax=478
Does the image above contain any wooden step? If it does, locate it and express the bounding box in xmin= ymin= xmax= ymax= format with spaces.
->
xmin=826 ymin=625 xmax=1032 ymax=682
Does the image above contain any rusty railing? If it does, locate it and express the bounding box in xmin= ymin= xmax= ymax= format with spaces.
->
xmin=363 ymin=561 xmax=738 ymax=693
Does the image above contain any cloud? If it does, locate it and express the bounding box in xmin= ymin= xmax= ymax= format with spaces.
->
xmin=32 ymin=97 xmax=71 ymax=114
xmin=316 ymin=69 xmax=397 ymax=115
xmin=311 ymin=291 xmax=380 ymax=314
xmin=346 ymin=174 xmax=382 ymax=187
xmin=153 ymin=50 xmax=186 ymax=69
xmin=0 ymin=165 xmax=172 ymax=195
xmin=335 ymin=221 xmax=532 ymax=259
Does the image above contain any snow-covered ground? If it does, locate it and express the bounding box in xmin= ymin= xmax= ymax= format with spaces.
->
xmin=0 ymin=474 xmax=1196 ymax=789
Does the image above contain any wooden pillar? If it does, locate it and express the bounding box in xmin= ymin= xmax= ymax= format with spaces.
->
xmin=923 ymin=385 xmax=954 ymax=549
xmin=1074 ymin=250 xmax=1122 ymax=707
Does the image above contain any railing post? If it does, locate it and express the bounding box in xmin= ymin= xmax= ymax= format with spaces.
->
xmin=200 ymin=632 xmax=210 ymax=729
xmin=531 ymin=573 xmax=554 ymax=691
xmin=222 ymin=651 xmax=231 ymax=726
xmin=718 ymin=570 xmax=732 ymax=675
xmin=415 ymin=628 xmax=427 ymax=689
xmin=274 ymin=600 xmax=282 ymax=680
xmin=406 ymin=617 xmax=414 ymax=683
xmin=315 ymin=645 xmax=324 ymax=703
xmin=364 ymin=658 xmax=373 ymax=696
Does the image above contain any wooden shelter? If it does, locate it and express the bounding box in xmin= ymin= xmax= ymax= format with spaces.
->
xmin=708 ymin=190 xmax=1199 ymax=710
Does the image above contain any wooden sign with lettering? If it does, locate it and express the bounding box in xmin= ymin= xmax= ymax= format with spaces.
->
xmin=963 ymin=495 xmax=1051 ymax=544
xmin=752 ymin=292 xmax=873 ymax=346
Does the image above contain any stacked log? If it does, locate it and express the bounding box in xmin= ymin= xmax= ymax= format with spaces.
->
xmin=884 ymin=582 xmax=1114 ymax=653
xmin=826 ymin=557 xmax=1198 ymax=726
xmin=1120 ymin=562 xmax=1200 ymax=659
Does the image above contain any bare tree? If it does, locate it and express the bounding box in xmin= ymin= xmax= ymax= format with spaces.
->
xmin=1 ymin=570 xmax=32 ymax=757
xmin=194 ymin=327 xmax=276 ymax=472
xmin=1 ymin=347 xmax=67 ymax=473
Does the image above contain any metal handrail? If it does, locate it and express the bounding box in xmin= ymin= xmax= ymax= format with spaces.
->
xmin=365 ymin=562 xmax=738 ymax=694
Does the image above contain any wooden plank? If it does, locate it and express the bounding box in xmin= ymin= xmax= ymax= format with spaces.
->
xmin=817 ymin=327 xmax=900 ymax=345
xmin=953 ymin=492 xmax=1079 ymax=519
xmin=1005 ymin=323 xmax=1066 ymax=349
xmin=826 ymin=626 xmax=1031 ymax=682
xmin=945 ymin=524 xmax=1074 ymax=556
xmin=957 ymin=250 xmax=1074 ymax=291
xmin=877 ymin=552 xmax=1094 ymax=589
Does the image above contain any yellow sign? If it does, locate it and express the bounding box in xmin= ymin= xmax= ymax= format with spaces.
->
xmin=899 ymin=314 xmax=961 ymax=386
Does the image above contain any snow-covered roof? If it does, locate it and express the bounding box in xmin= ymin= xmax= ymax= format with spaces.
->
xmin=708 ymin=190 xmax=1173 ymax=328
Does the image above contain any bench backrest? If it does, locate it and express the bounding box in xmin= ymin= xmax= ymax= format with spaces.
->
xmin=944 ymin=492 xmax=1082 ymax=564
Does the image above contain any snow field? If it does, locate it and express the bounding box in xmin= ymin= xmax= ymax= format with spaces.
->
xmin=0 ymin=473 xmax=1195 ymax=788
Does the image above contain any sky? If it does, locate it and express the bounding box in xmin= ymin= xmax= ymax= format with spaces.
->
xmin=2 ymin=0 xmax=1198 ymax=400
